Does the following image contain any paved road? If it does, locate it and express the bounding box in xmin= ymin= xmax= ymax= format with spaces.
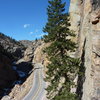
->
xmin=23 ymin=63 xmax=47 ymax=100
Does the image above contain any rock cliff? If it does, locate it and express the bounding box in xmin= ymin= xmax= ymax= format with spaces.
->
xmin=70 ymin=0 xmax=100 ymax=100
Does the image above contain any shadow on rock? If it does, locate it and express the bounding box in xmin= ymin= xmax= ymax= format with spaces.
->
xmin=0 ymin=61 xmax=34 ymax=99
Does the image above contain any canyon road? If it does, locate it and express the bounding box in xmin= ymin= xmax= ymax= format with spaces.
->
xmin=23 ymin=63 xmax=47 ymax=100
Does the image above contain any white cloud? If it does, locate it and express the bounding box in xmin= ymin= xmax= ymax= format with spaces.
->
xmin=29 ymin=32 xmax=34 ymax=35
xmin=29 ymin=29 xmax=39 ymax=35
xmin=35 ymin=29 xmax=39 ymax=33
xmin=24 ymin=24 xmax=30 ymax=28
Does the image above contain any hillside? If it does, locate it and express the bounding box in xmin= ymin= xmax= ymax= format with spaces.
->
xmin=0 ymin=33 xmax=25 ymax=59
xmin=0 ymin=43 xmax=18 ymax=98
xmin=0 ymin=33 xmax=28 ymax=99
xmin=0 ymin=33 xmax=45 ymax=100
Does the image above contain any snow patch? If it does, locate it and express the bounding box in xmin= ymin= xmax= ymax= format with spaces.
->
xmin=17 ymin=71 xmax=26 ymax=78
xmin=12 ymin=66 xmax=17 ymax=70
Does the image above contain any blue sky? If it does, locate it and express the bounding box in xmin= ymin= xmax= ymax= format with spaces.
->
xmin=0 ymin=0 xmax=70 ymax=40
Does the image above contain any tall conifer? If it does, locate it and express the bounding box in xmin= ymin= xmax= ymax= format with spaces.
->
xmin=43 ymin=0 xmax=80 ymax=99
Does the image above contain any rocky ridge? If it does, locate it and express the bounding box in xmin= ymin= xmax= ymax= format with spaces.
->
xmin=0 ymin=33 xmax=25 ymax=59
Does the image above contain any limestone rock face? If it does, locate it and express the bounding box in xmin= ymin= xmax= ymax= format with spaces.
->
xmin=69 ymin=0 xmax=81 ymax=35
xmin=70 ymin=0 xmax=100 ymax=100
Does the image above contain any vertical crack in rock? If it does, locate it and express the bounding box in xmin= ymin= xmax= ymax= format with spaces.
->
xmin=70 ymin=0 xmax=100 ymax=99
xmin=76 ymin=38 xmax=86 ymax=100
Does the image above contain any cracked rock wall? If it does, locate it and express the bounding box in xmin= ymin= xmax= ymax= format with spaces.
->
xmin=70 ymin=0 xmax=100 ymax=100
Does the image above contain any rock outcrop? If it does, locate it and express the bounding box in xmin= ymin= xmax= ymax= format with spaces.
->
xmin=24 ymin=47 xmax=34 ymax=62
xmin=70 ymin=0 xmax=100 ymax=100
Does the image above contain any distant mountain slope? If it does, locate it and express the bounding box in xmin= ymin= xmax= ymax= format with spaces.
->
xmin=19 ymin=40 xmax=34 ymax=48
xmin=0 ymin=33 xmax=26 ymax=59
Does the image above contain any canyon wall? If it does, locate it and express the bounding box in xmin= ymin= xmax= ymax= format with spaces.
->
xmin=70 ymin=0 xmax=100 ymax=100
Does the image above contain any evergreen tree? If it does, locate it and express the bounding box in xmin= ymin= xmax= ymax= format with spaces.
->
xmin=43 ymin=0 xmax=80 ymax=99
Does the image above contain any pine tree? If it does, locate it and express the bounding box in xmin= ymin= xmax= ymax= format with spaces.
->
xmin=43 ymin=0 xmax=80 ymax=100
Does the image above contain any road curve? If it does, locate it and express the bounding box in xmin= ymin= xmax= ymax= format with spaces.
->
xmin=23 ymin=63 xmax=46 ymax=100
